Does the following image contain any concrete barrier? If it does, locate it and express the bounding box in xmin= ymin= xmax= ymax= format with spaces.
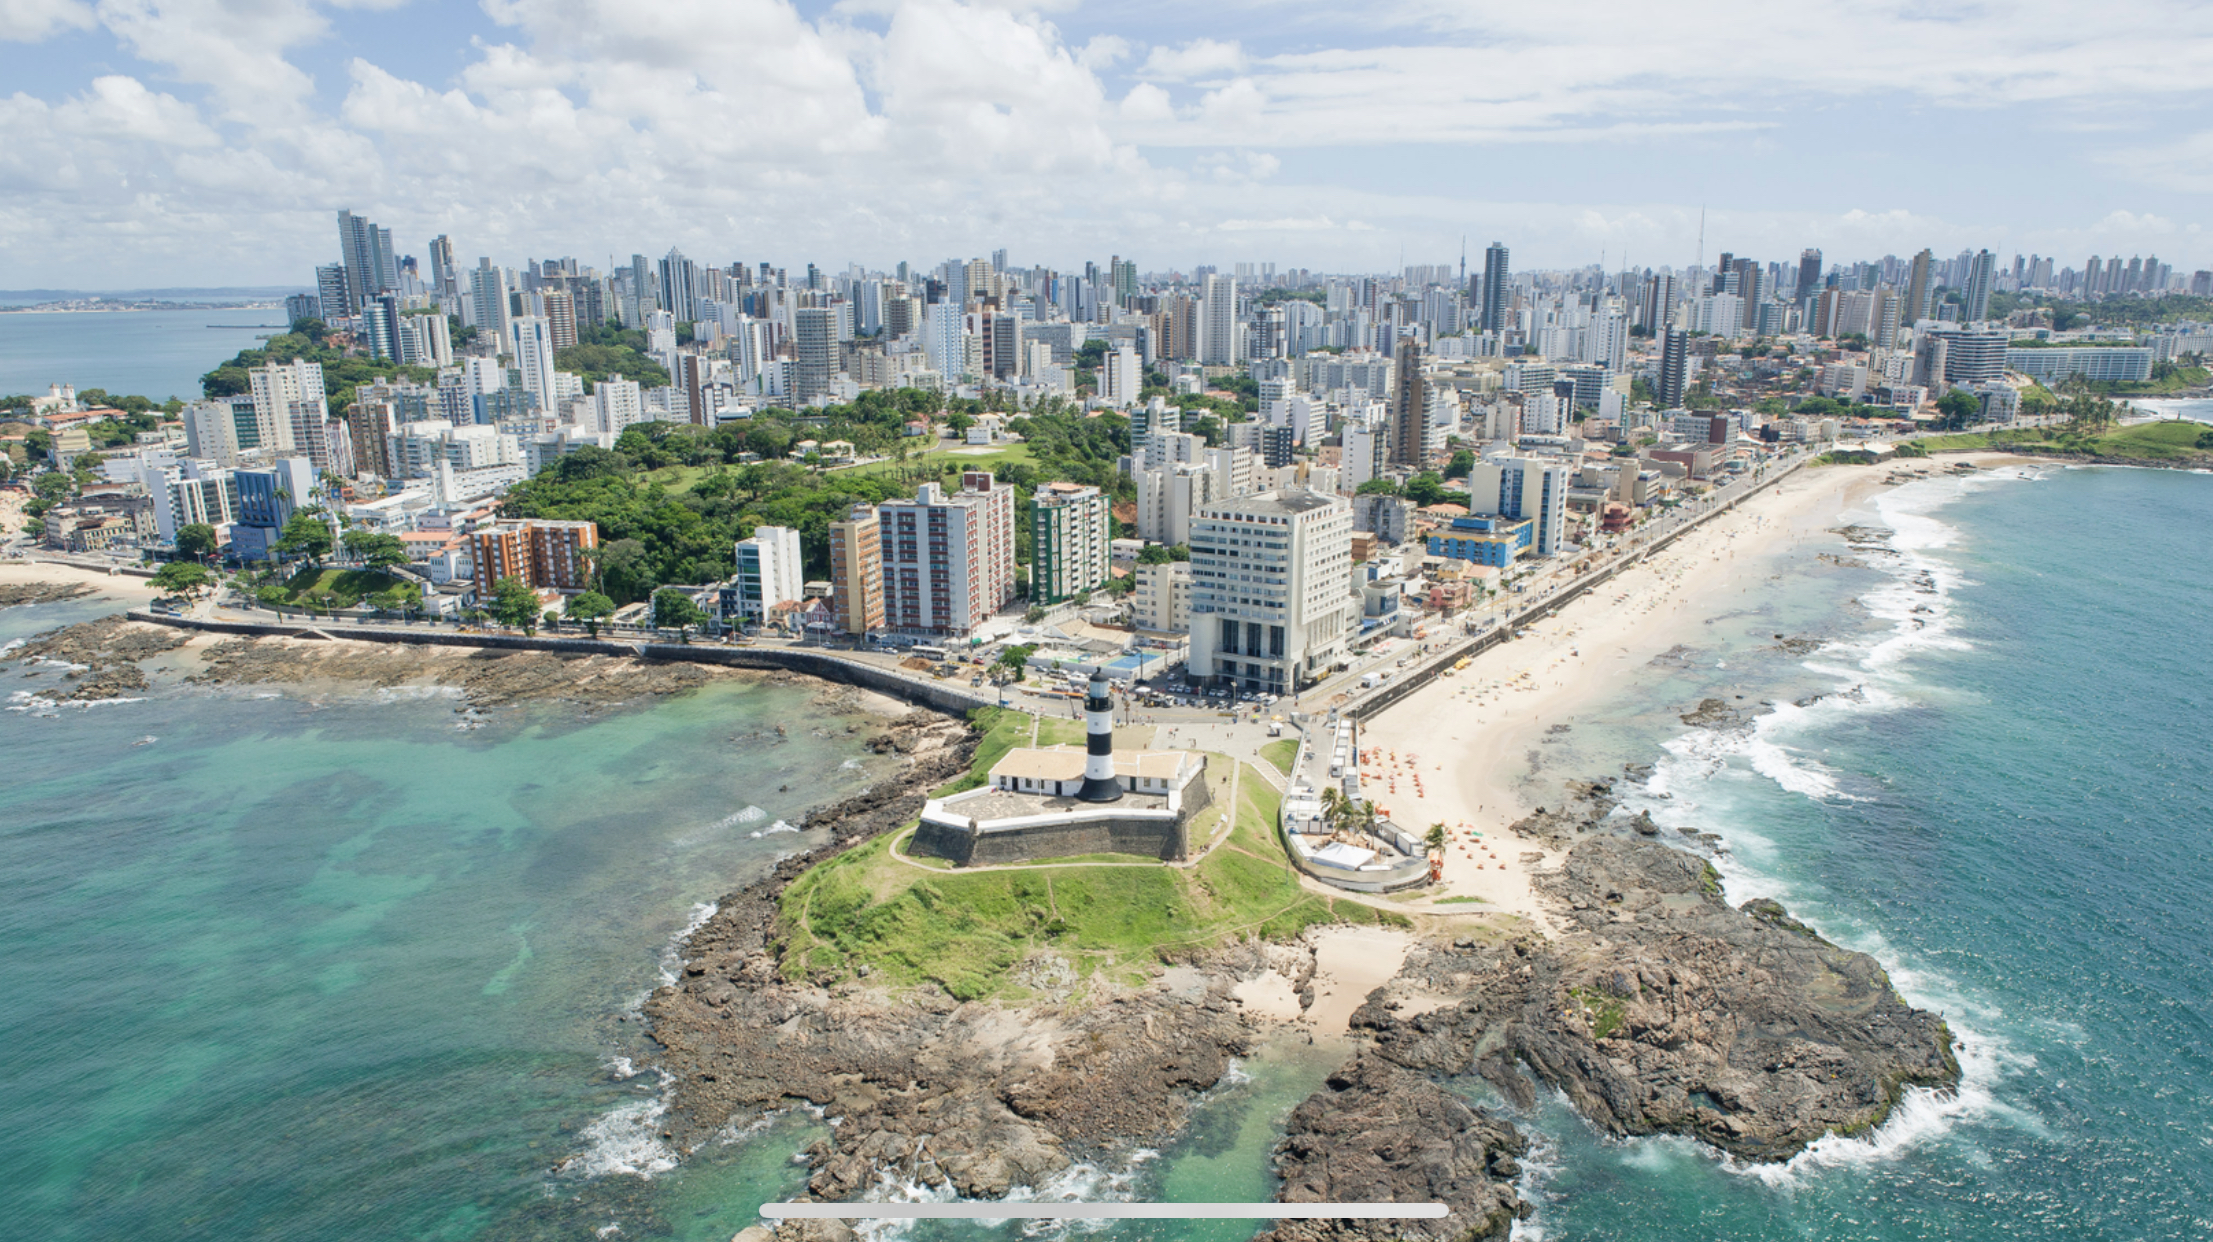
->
xmin=123 ymin=610 xmax=998 ymax=717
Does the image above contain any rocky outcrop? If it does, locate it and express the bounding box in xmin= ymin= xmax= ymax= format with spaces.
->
xmin=10 ymin=614 xmax=189 ymax=700
xmin=1258 ymin=1056 xmax=1528 ymax=1242
xmin=1359 ymin=836 xmax=1960 ymax=1163
xmin=0 ymin=580 xmax=100 ymax=607
xmin=188 ymin=636 xmax=750 ymax=708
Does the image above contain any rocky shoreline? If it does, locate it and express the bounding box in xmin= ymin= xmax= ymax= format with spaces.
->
xmin=0 ymin=580 xmax=102 ymax=608
xmin=642 ymin=755 xmax=1962 ymax=1242
xmin=5 ymin=613 xmax=804 ymax=713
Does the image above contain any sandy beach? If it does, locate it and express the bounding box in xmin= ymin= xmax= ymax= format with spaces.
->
xmin=1357 ymin=454 xmax=2032 ymax=930
xmin=0 ymin=558 xmax=167 ymax=608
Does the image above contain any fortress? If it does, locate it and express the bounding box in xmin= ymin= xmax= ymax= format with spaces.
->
xmin=911 ymin=672 xmax=1210 ymax=866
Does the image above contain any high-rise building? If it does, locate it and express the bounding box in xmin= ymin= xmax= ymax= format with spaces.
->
xmin=1388 ymin=338 xmax=1427 ymax=468
xmin=1200 ymin=273 xmax=1239 ymax=365
xmin=794 ymin=305 xmax=837 ymax=404
xmin=1657 ymin=328 xmax=1689 ymax=408
xmin=923 ymin=301 xmax=965 ymax=383
xmin=1466 ymin=457 xmax=1571 ymax=557
xmin=470 ymin=259 xmax=510 ymax=351
xmin=471 ymin=519 xmax=599 ymax=597
xmin=828 ymin=504 xmax=884 ymax=636
xmin=315 ymin=264 xmax=351 ymax=323
xmin=1136 ymin=462 xmax=1217 ymax=545
xmin=1132 ymin=560 xmax=1191 ymax=634
xmin=247 ymin=359 xmax=326 ymax=455
xmin=1796 ymin=249 xmax=1823 ymax=308
xmin=1963 ymin=249 xmax=1997 ymax=322
xmin=878 ymin=471 xmax=1016 ymax=636
xmin=428 ymin=235 xmax=459 ymax=302
xmin=543 ymin=289 xmax=577 ymax=351
xmin=1904 ymin=249 xmax=1934 ymax=326
xmin=510 ymin=317 xmax=558 ymax=409
xmin=1099 ymin=345 xmax=1143 ymax=406
xmin=336 ymin=209 xmax=393 ymax=314
xmin=1029 ymin=482 xmax=1110 ymax=605
xmin=1185 ymin=489 xmax=1355 ymax=694
xmin=730 ymin=525 xmax=803 ymax=624
xmin=1481 ymin=242 xmax=1511 ymax=334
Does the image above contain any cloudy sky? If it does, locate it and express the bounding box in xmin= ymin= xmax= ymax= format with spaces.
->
xmin=3 ymin=0 xmax=2209 ymax=288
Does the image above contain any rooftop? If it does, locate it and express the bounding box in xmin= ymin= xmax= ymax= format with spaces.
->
xmin=945 ymin=785 xmax=1173 ymax=823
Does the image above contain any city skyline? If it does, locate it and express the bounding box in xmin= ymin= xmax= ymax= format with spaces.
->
xmin=1 ymin=0 xmax=2210 ymax=286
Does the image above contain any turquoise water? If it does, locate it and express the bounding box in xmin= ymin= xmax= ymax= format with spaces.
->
xmin=1516 ymin=464 xmax=2213 ymax=1239
xmin=0 ymin=307 xmax=278 ymax=402
xmin=0 ymin=607 xmax=881 ymax=1241
xmin=8 ymin=463 xmax=2211 ymax=1242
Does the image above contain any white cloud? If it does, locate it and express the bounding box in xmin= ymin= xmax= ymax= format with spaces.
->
xmin=1139 ymin=37 xmax=1243 ymax=80
xmin=0 ymin=0 xmax=2207 ymax=283
xmin=0 ymin=0 xmax=93 ymax=41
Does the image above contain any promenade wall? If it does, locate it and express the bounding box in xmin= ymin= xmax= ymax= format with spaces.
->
xmin=122 ymin=610 xmax=997 ymax=717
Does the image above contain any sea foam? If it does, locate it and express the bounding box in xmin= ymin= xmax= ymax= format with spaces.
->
xmin=1614 ymin=465 xmax=2051 ymax=1177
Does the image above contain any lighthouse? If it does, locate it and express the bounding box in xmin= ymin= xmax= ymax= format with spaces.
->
xmin=1076 ymin=670 xmax=1124 ymax=802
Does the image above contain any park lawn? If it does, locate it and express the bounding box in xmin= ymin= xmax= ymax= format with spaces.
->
xmin=1259 ymin=738 xmax=1298 ymax=775
xmin=2098 ymin=421 xmax=2210 ymax=458
xmin=777 ymin=758 xmax=1395 ymax=1000
xmin=278 ymin=566 xmax=404 ymax=605
xmin=1034 ymin=716 xmax=1089 ymax=746
xmin=640 ymin=464 xmax=714 ymax=492
xmin=836 ymin=442 xmax=1038 ymax=484
xmin=1919 ymin=422 xmax=2208 ymax=461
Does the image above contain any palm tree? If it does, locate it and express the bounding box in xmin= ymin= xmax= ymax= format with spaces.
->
xmin=1425 ymin=822 xmax=1448 ymax=853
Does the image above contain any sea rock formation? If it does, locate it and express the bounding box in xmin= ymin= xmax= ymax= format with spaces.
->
xmin=1358 ymin=836 xmax=1960 ymax=1162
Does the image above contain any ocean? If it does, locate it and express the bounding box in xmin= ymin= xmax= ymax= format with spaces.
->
xmin=5 ymin=462 xmax=2211 ymax=1241
xmin=0 ymin=613 xmax=891 ymax=1242
xmin=0 ymin=307 xmax=280 ymax=404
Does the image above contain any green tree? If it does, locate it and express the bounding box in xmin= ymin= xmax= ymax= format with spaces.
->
xmin=1404 ymin=473 xmax=1450 ymax=506
xmin=369 ymin=583 xmax=422 ymax=618
xmin=487 ymin=575 xmax=544 ymax=634
xmin=1443 ymin=449 xmax=1475 ymax=480
xmin=1355 ymin=477 xmax=1401 ymax=497
xmin=150 ymin=561 xmax=213 ymax=598
xmin=174 ymin=522 xmax=219 ymax=562
xmin=342 ymin=528 xmax=410 ymax=569
xmin=945 ymin=412 xmax=976 ymax=437
xmin=566 ymin=589 xmax=616 ymax=637
xmin=1425 ymin=822 xmax=1448 ymax=853
xmin=275 ymin=511 xmax=333 ymax=565
xmin=1137 ymin=543 xmax=1174 ymax=565
xmin=652 ymin=588 xmax=708 ymax=639
xmin=1933 ymin=388 xmax=1980 ymax=431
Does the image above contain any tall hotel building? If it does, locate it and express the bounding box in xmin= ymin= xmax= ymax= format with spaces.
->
xmin=1185 ymin=489 xmax=1354 ymax=694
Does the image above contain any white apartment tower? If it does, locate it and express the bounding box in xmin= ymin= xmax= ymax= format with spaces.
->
xmin=1100 ymin=345 xmax=1143 ymax=406
xmin=1028 ymin=482 xmax=1111 ymax=605
xmin=731 ymin=525 xmax=804 ymax=623
xmin=247 ymin=359 xmax=326 ymax=456
xmin=1200 ymin=273 xmax=1239 ymax=365
xmin=1186 ymin=488 xmax=1355 ymax=693
xmin=878 ymin=470 xmax=1016 ymax=636
xmin=510 ymin=317 xmax=558 ymax=409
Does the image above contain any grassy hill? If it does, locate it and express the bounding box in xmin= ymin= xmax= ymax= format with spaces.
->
xmin=777 ymin=738 xmax=1404 ymax=1001
xmin=1918 ymin=421 xmax=2213 ymax=462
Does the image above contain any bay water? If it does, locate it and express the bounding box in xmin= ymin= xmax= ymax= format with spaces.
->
xmin=6 ymin=460 xmax=2211 ymax=1241
xmin=0 ymin=307 xmax=280 ymax=403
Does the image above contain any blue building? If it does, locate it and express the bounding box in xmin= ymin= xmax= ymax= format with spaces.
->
xmin=1427 ymin=514 xmax=1533 ymax=568
xmin=229 ymin=457 xmax=319 ymax=562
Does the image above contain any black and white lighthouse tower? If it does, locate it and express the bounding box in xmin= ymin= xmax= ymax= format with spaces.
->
xmin=1076 ymin=670 xmax=1124 ymax=802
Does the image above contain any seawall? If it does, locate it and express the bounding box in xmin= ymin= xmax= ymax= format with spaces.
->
xmin=123 ymin=610 xmax=999 ymax=717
